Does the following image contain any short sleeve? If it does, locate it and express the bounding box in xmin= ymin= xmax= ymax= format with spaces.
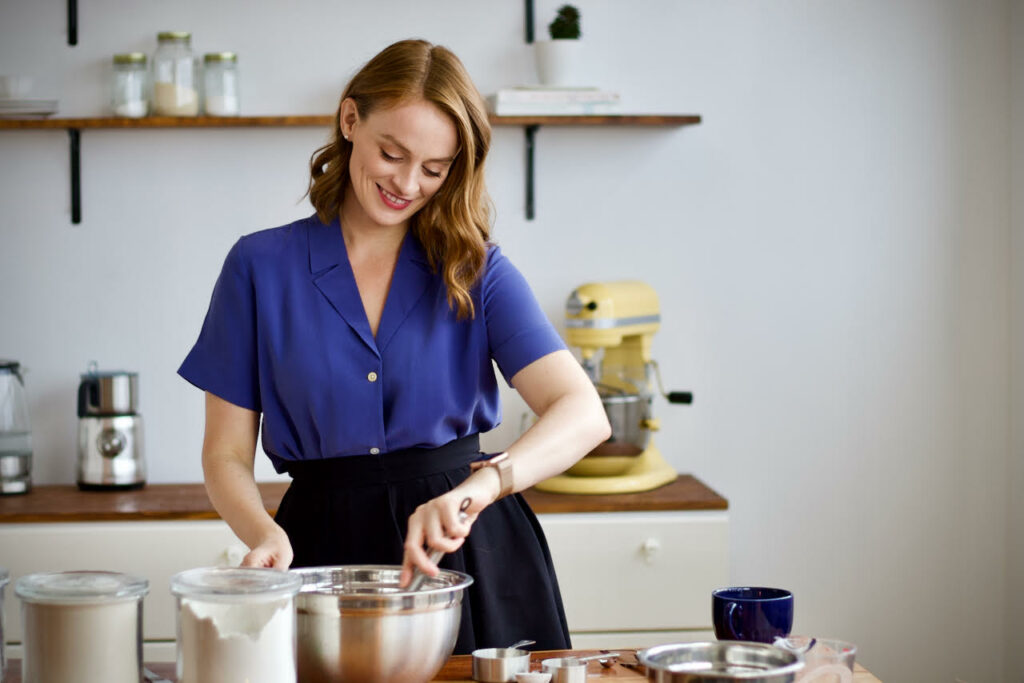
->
xmin=483 ymin=246 xmax=567 ymax=384
xmin=177 ymin=238 xmax=261 ymax=412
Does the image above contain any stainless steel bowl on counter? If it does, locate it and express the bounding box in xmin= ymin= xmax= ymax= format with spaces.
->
xmin=638 ymin=642 xmax=804 ymax=682
xmin=291 ymin=565 xmax=473 ymax=683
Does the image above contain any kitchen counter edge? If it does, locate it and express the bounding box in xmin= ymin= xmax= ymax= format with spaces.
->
xmin=0 ymin=475 xmax=727 ymax=523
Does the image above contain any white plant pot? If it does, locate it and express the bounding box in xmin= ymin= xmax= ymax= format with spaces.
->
xmin=534 ymin=39 xmax=584 ymax=87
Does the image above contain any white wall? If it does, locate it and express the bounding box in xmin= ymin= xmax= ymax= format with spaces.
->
xmin=0 ymin=1 xmax=1017 ymax=680
xmin=1010 ymin=2 xmax=1024 ymax=682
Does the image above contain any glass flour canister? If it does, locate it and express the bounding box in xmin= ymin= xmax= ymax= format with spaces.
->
xmin=15 ymin=571 xmax=149 ymax=683
xmin=170 ymin=567 xmax=302 ymax=683
xmin=203 ymin=52 xmax=240 ymax=116
xmin=111 ymin=53 xmax=149 ymax=117
xmin=152 ymin=31 xmax=199 ymax=116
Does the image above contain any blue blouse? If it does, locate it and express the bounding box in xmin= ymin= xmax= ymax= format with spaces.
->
xmin=178 ymin=214 xmax=565 ymax=472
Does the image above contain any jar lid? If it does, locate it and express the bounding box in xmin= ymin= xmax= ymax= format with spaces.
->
xmin=113 ymin=53 xmax=147 ymax=65
xmin=15 ymin=571 xmax=149 ymax=604
xmin=157 ymin=31 xmax=191 ymax=41
xmin=204 ymin=52 xmax=238 ymax=63
xmin=170 ymin=567 xmax=302 ymax=603
xmin=0 ymin=360 xmax=19 ymax=374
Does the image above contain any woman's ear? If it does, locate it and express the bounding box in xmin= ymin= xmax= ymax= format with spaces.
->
xmin=339 ymin=97 xmax=359 ymax=140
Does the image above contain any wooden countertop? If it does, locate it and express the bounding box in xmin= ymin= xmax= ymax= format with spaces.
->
xmin=0 ymin=653 xmax=882 ymax=682
xmin=0 ymin=475 xmax=727 ymax=523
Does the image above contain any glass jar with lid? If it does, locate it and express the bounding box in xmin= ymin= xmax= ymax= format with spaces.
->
xmin=171 ymin=567 xmax=302 ymax=683
xmin=16 ymin=570 xmax=149 ymax=683
xmin=151 ymin=31 xmax=199 ymax=116
xmin=110 ymin=53 xmax=149 ymax=118
xmin=203 ymin=52 xmax=240 ymax=116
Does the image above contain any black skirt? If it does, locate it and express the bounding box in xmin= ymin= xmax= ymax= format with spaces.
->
xmin=274 ymin=434 xmax=571 ymax=655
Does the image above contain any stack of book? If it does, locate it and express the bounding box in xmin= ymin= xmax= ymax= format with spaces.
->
xmin=486 ymin=87 xmax=621 ymax=116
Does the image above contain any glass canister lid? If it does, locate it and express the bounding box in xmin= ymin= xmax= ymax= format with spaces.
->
xmin=157 ymin=31 xmax=191 ymax=41
xmin=113 ymin=53 xmax=147 ymax=65
xmin=0 ymin=360 xmax=20 ymax=374
xmin=15 ymin=570 xmax=149 ymax=604
xmin=171 ymin=567 xmax=302 ymax=602
xmin=203 ymin=52 xmax=237 ymax=63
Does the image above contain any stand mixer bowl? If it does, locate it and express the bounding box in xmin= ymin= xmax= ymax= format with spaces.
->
xmin=566 ymin=391 xmax=650 ymax=477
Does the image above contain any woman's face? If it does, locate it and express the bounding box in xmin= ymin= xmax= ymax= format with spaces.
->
xmin=341 ymin=97 xmax=459 ymax=229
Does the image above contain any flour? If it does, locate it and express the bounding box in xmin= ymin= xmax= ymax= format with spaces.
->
xmin=21 ymin=599 xmax=141 ymax=683
xmin=153 ymin=81 xmax=199 ymax=116
xmin=178 ymin=596 xmax=296 ymax=683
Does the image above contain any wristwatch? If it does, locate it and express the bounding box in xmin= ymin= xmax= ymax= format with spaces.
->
xmin=471 ymin=452 xmax=514 ymax=500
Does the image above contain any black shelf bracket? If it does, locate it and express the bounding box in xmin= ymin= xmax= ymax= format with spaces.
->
xmin=69 ymin=129 xmax=81 ymax=224
xmin=67 ymin=0 xmax=77 ymax=45
xmin=525 ymin=124 xmax=539 ymax=220
xmin=525 ymin=0 xmax=534 ymax=43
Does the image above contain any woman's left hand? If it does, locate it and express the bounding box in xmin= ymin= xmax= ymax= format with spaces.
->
xmin=399 ymin=488 xmax=485 ymax=588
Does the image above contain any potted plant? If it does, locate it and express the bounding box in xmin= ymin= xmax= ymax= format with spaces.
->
xmin=535 ymin=4 xmax=584 ymax=87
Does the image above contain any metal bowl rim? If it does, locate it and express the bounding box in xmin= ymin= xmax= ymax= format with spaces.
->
xmin=639 ymin=641 xmax=804 ymax=679
xmin=290 ymin=564 xmax=474 ymax=598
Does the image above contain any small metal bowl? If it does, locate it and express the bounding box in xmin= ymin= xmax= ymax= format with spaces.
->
xmin=540 ymin=657 xmax=588 ymax=683
xmin=472 ymin=647 xmax=531 ymax=682
xmin=638 ymin=641 xmax=804 ymax=682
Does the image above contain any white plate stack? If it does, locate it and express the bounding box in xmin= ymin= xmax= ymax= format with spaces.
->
xmin=0 ymin=99 xmax=59 ymax=118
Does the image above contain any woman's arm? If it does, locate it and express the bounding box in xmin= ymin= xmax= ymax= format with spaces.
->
xmin=399 ymin=349 xmax=609 ymax=584
xmin=201 ymin=391 xmax=293 ymax=569
xmin=499 ymin=348 xmax=612 ymax=488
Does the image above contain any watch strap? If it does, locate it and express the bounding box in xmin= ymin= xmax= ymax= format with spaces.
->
xmin=471 ymin=452 xmax=514 ymax=499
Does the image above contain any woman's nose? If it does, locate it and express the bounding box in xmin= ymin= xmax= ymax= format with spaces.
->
xmin=394 ymin=165 xmax=418 ymax=196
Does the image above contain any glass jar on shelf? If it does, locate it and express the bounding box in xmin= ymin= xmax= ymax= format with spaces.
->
xmin=203 ymin=52 xmax=240 ymax=116
xmin=151 ymin=31 xmax=199 ymax=116
xmin=110 ymin=53 xmax=148 ymax=118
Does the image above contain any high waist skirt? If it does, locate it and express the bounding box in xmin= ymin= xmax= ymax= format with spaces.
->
xmin=275 ymin=434 xmax=571 ymax=654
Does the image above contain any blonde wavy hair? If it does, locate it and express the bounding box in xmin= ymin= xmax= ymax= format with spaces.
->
xmin=307 ymin=39 xmax=493 ymax=319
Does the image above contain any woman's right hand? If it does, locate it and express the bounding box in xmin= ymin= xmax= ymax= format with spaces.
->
xmin=241 ymin=526 xmax=294 ymax=569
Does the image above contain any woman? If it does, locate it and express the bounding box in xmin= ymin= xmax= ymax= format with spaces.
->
xmin=178 ymin=39 xmax=610 ymax=654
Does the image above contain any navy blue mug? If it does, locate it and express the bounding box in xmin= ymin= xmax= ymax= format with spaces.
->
xmin=712 ymin=587 xmax=794 ymax=643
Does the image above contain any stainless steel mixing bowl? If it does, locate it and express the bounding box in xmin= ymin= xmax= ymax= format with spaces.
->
xmin=638 ymin=642 xmax=803 ymax=682
xmin=291 ymin=565 xmax=473 ymax=683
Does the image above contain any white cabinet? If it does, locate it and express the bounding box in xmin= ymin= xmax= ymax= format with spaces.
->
xmin=0 ymin=507 xmax=728 ymax=661
xmin=538 ymin=510 xmax=728 ymax=649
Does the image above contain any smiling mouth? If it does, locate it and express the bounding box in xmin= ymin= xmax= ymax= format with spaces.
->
xmin=378 ymin=184 xmax=412 ymax=210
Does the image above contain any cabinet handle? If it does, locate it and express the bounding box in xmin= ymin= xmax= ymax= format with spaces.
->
xmin=641 ymin=537 xmax=661 ymax=564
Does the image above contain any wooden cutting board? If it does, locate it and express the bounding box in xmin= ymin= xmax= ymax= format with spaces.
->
xmin=433 ymin=650 xmax=645 ymax=680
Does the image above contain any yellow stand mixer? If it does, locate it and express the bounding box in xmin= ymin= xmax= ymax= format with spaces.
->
xmin=535 ymin=281 xmax=693 ymax=495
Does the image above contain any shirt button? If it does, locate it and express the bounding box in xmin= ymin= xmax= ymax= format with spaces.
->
xmin=367 ymin=371 xmax=378 ymax=382
xmin=369 ymin=447 xmax=380 ymax=455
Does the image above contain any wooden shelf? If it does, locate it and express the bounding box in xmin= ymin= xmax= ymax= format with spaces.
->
xmin=0 ymin=112 xmax=701 ymax=222
xmin=0 ymin=115 xmax=334 ymax=129
xmin=0 ymin=113 xmax=700 ymax=129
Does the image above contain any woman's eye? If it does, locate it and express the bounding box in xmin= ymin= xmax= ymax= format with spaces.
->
xmin=380 ymin=149 xmax=400 ymax=162
xmin=423 ymin=167 xmax=442 ymax=179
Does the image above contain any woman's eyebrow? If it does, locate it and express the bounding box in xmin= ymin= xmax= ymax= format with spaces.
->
xmin=380 ymin=134 xmax=454 ymax=163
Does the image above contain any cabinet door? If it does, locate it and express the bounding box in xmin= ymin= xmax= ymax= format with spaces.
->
xmin=537 ymin=511 xmax=729 ymax=632
xmin=0 ymin=521 xmax=248 ymax=644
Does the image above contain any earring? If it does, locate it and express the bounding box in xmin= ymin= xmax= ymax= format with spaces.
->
xmin=343 ymin=133 xmax=350 ymax=141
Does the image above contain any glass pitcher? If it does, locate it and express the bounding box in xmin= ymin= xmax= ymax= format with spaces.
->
xmin=0 ymin=359 xmax=32 ymax=495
